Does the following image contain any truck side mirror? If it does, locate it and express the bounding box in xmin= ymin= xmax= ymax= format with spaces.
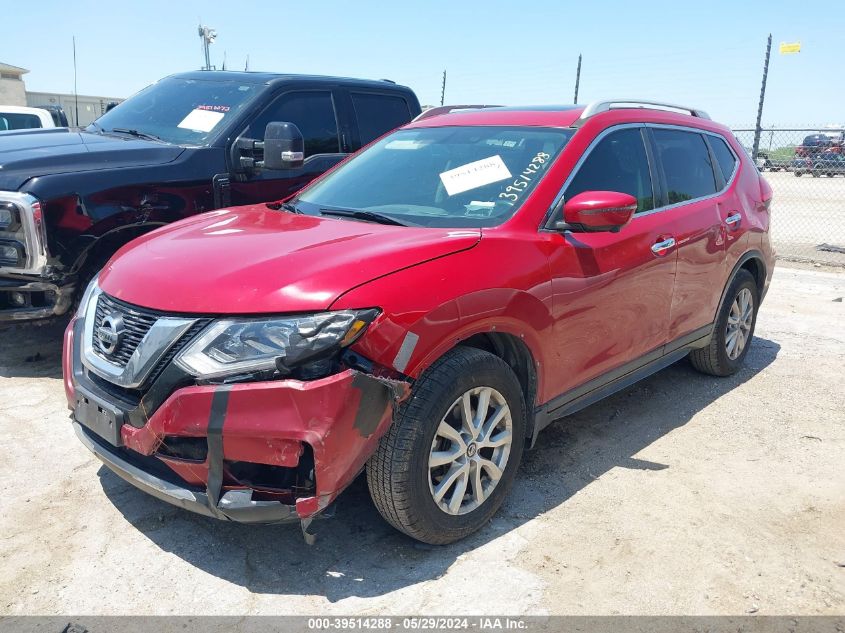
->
xmin=262 ymin=121 xmax=305 ymax=170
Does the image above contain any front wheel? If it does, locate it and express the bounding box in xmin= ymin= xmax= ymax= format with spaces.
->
xmin=690 ymin=269 xmax=758 ymax=377
xmin=367 ymin=347 xmax=526 ymax=544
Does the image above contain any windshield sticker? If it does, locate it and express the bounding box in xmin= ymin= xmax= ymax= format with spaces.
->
xmin=464 ymin=201 xmax=496 ymax=218
xmin=498 ymin=152 xmax=551 ymax=203
xmin=196 ymin=104 xmax=231 ymax=113
xmin=439 ymin=155 xmax=512 ymax=196
xmin=177 ymin=108 xmax=225 ymax=133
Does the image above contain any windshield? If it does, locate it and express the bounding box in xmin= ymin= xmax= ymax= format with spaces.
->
xmin=87 ymin=77 xmax=261 ymax=145
xmin=294 ymin=126 xmax=574 ymax=228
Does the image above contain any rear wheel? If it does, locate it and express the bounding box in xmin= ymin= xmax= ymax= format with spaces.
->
xmin=690 ymin=269 xmax=758 ymax=377
xmin=367 ymin=347 xmax=526 ymax=544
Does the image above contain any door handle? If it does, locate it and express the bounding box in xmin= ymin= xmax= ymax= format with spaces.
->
xmin=651 ymin=237 xmax=676 ymax=256
xmin=725 ymin=212 xmax=742 ymax=229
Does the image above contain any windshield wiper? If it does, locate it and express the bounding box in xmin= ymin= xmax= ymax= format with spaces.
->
xmin=109 ymin=127 xmax=163 ymax=142
xmin=320 ymin=208 xmax=406 ymax=226
xmin=280 ymin=202 xmax=304 ymax=214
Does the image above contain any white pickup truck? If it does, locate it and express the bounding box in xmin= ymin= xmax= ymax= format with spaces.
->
xmin=0 ymin=105 xmax=58 ymax=132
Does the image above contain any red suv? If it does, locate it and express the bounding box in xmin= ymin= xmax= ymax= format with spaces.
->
xmin=64 ymin=100 xmax=774 ymax=544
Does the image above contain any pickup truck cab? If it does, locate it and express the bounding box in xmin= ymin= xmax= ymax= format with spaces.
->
xmin=0 ymin=71 xmax=420 ymax=322
xmin=0 ymin=106 xmax=56 ymax=131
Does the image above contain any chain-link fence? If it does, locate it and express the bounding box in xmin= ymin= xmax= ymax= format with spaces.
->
xmin=731 ymin=127 xmax=845 ymax=266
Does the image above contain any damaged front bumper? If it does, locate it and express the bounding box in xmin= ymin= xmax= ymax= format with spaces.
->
xmin=65 ymin=317 xmax=410 ymax=524
xmin=73 ymin=420 xmax=295 ymax=523
xmin=0 ymin=275 xmax=75 ymax=322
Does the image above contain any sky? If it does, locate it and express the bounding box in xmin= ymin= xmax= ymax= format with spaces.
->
xmin=5 ymin=0 xmax=844 ymax=127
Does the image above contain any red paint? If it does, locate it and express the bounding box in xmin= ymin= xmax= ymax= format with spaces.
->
xmin=98 ymin=210 xmax=480 ymax=314
xmin=118 ymin=370 xmax=398 ymax=518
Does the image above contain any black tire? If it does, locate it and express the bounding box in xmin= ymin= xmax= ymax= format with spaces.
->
xmin=689 ymin=269 xmax=758 ymax=377
xmin=794 ymin=171 xmax=802 ymax=177
xmin=367 ymin=347 xmax=526 ymax=544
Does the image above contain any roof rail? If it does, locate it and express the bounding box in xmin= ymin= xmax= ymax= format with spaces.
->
xmin=412 ymin=104 xmax=503 ymax=122
xmin=576 ymin=99 xmax=710 ymax=125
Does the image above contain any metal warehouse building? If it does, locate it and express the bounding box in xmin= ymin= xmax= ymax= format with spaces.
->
xmin=26 ymin=91 xmax=123 ymax=127
xmin=1 ymin=61 xmax=123 ymax=127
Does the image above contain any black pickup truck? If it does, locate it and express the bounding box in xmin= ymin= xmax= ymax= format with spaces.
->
xmin=0 ymin=71 xmax=420 ymax=322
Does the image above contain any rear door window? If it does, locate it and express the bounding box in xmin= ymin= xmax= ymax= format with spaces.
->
xmin=0 ymin=113 xmax=43 ymax=130
xmin=247 ymin=91 xmax=340 ymax=156
xmin=652 ymin=129 xmax=718 ymax=204
xmin=351 ymin=92 xmax=413 ymax=146
xmin=708 ymin=135 xmax=738 ymax=182
xmin=565 ymin=127 xmax=655 ymax=213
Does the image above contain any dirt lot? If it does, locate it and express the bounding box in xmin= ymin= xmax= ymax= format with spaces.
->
xmin=0 ymin=265 xmax=842 ymax=616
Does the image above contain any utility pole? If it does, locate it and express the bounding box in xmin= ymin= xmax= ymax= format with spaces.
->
xmin=573 ymin=53 xmax=582 ymax=104
xmin=440 ymin=69 xmax=446 ymax=106
xmin=752 ymin=34 xmax=772 ymax=161
xmin=72 ymin=36 xmax=79 ymax=126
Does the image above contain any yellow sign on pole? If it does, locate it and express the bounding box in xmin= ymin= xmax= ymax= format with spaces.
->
xmin=779 ymin=41 xmax=801 ymax=54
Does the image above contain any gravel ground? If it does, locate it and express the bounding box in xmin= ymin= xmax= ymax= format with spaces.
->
xmin=0 ymin=265 xmax=842 ymax=616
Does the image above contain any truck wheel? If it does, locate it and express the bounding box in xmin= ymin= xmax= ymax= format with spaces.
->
xmin=367 ymin=347 xmax=526 ymax=544
xmin=689 ymin=270 xmax=758 ymax=377
xmin=794 ymin=171 xmax=802 ymax=177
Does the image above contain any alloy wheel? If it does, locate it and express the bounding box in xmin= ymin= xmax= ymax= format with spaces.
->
xmin=428 ymin=386 xmax=513 ymax=515
xmin=725 ymin=287 xmax=754 ymax=360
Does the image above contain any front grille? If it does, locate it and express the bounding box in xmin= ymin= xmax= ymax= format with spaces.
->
xmin=92 ymin=293 xmax=160 ymax=366
xmin=85 ymin=292 xmax=212 ymax=404
xmin=149 ymin=318 xmax=212 ymax=378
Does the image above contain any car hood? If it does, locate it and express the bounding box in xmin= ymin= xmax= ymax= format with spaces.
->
xmin=0 ymin=128 xmax=184 ymax=191
xmin=99 ymin=206 xmax=481 ymax=313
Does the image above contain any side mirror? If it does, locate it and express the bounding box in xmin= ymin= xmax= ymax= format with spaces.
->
xmin=561 ymin=191 xmax=637 ymax=233
xmin=262 ymin=121 xmax=305 ymax=170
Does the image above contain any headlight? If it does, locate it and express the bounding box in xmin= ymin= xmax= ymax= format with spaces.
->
xmin=0 ymin=205 xmax=15 ymax=230
xmin=176 ymin=309 xmax=379 ymax=379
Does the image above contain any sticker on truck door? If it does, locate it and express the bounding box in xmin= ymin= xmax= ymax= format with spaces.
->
xmin=439 ymin=155 xmax=512 ymax=196
xmin=177 ymin=108 xmax=225 ymax=133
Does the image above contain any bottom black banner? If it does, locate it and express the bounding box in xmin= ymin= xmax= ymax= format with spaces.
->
xmin=0 ymin=616 xmax=843 ymax=633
